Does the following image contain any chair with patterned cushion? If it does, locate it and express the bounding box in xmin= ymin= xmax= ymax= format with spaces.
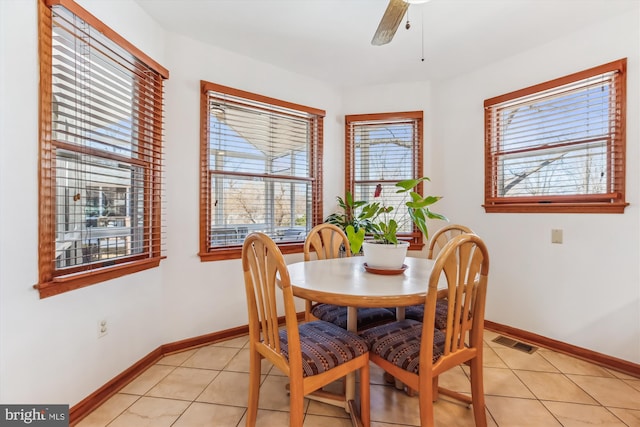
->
xmin=360 ymin=233 xmax=489 ymax=426
xmin=385 ymin=224 xmax=475 ymax=394
xmin=242 ymin=232 xmax=370 ymax=427
xmin=304 ymin=223 xmax=396 ymax=330
xmin=404 ymin=224 xmax=474 ymax=324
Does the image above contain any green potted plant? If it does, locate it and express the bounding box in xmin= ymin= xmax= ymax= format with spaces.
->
xmin=327 ymin=177 xmax=447 ymax=268
xmin=324 ymin=191 xmax=377 ymax=253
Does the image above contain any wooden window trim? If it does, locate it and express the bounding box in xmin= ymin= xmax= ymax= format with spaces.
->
xmin=45 ymin=0 xmax=168 ymax=79
xmin=36 ymin=0 xmax=168 ymax=298
xmin=345 ymin=111 xmax=425 ymax=250
xmin=483 ymin=59 xmax=628 ymax=214
xmin=199 ymin=81 xmax=324 ymax=261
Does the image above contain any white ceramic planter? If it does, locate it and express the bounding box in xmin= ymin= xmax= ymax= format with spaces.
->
xmin=362 ymin=240 xmax=409 ymax=269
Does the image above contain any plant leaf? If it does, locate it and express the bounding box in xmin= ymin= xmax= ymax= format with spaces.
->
xmin=345 ymin=191 xmax=354 ymax=206
xmin=346 ymin=225 xmax=365 ymax=254
xmin=425 ymin=210 xmax=448 ymax=221
xmin=406 ymin=193 xmax=442 ymax=208
xmin=396 ymin=177 xmax=430 ymax=192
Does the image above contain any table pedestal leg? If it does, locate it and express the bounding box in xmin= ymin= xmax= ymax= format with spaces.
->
xmin=393 ymin=306 xmax=406 ymax=390
xmin=345 ymin=306 xmax=358 ymax=408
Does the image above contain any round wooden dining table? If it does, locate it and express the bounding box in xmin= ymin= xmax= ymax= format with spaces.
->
xmin=287 ymin=255 xmax=437 ymax=328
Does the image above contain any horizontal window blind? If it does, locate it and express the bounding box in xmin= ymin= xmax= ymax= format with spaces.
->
xmin=345 ymin=112 xmax=423 ymax=241
xmin=200 ymin=82 xmax=324 ymax=259
xmin=484 ymin=59 xmax=626 ymax=212
xmin=38 ymin=0 xmax=167 ymax=296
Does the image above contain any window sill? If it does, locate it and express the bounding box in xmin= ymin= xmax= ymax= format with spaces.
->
xmin=35 ymin=257 xmax=163 ymax=298
xmin=199 ymin=242 xmax=304 ymax=262
xmin=483 ymin=202 xmax=629 ymax=214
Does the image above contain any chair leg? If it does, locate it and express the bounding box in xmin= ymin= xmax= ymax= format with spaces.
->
xmin=469 ymin=357 xmax=487 ymax=427
xmin=305 ymin=300 xmax=313 ymax=322
xmin=419 ymin=378 xmax=435 ymax=427
xmin=246 ymin=350 xmax=261 ymax=427
xmin=359 ymin=363 xmax=370 ymax=427
xmin=384 ymin=371 xmax=416 ymax=396
xmin=405 ymin=385 xmax=417 ymax=397
xmin=432 ymin=376 xmax=439 ymax=401
xmin=289 ymin=392 xmax=305 ymax=427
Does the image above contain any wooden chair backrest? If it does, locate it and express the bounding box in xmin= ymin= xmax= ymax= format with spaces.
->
xmin=304 ymin=223 xmax=351 ymax=261
xmin=242 ymin=232 xmax=303 ymax=376
xmin=421 ymin=233 xmax=489 ymax=378
xmin=427 ymin=224 xmax=474 ymax=260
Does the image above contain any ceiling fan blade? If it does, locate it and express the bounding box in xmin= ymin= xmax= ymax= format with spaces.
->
xmin=371 ymin=0 xmax=410 ymax=46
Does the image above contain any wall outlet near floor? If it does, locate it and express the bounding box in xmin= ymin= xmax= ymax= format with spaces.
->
xmin=551 ymin=229 xmax=563 ymax=244
xmin=98 ymin=319 xmax=108 ymax=338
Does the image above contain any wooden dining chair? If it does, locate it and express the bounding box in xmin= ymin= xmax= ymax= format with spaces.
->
xmin=304 ymin=223 xmax=396 ymax=329
xmin=242 ymin=232 xmax=371 ymax=427
xmin=385 ymin=224 xmax=475 ymax=394
xmin=360 ymin=233 xmax=490 ymax=426
xmin=404 ymin=224 xmax=474 ymax=324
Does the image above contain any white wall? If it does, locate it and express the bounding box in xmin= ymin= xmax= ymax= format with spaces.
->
xmin=342 ymin=7 xmax=640 ymax=364
xmin=0 ymin=0 xmax=343 ymax=406
xmin=0 ymin=0 xmax=165 ymax=405
xmin=428 ymin=10 xmax=639 ymax=362
xmin=160 ymin=34 xmax=343 ymax=342
xmin=1 ymin=0 xmax=638 ymax=410
xmin=342 ymin=15 xmax=640 ymax=362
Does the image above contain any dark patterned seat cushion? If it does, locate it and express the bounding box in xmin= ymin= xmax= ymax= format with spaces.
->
xmin=311 ymin=303 xmax=396 ymax=330
xmin=279 ymin=321 xmax=369 ymax=377
xmin=404 ymin=299 xmax=449 ymax=329
xmin=359 ymin=319 xmax=445 ymax=374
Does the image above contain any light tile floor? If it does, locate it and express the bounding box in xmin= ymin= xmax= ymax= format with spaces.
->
xmin=76 ymin=330 xmax=640 ymax=426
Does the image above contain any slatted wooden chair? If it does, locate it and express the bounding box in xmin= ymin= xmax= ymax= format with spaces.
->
xmin=388 ymin=224 xmax=476 ymax=394
xmin=361 ymin=233 xmax=489 ymax=426
xmin=242 ymin=232 xmax=370 ymax=427
xmin=404 ymin=224 xmax=475 ymax=324
xmin=304 ymin=223 xmax=396 ymax=330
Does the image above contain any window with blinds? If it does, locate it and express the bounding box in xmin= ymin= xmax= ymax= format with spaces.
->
xmin=484 ymin=58 xmax=627 ymax=213
xmin=199 ymin=81 xmax=324 ymax=261
xmin=37 ymin=0 xmax=169 ymax=298
xmin=345 ymin=112 xmax=424 ymax=248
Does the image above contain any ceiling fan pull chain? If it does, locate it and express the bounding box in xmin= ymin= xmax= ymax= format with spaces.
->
xmin=421 ymin=7 xmax=425 ymax=62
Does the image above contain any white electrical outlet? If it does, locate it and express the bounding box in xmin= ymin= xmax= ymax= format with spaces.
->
xmin=98 ymin=319 xmax=108 ymax=338
xmin=551 ymin=229 xmax=563 ymax=244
